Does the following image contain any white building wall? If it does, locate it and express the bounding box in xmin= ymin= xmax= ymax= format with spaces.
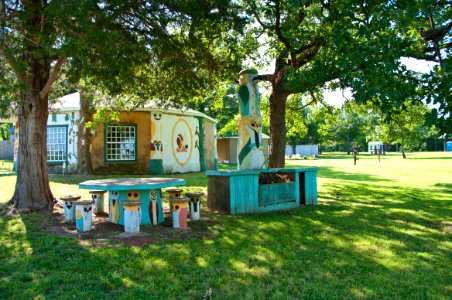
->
xmin=295 ymin=145 xmax=319 ymax=157
xmin=160 ymin=114 xmax=201 ymax=173
xmin=47 ymin=111 xmax=80 ymax=166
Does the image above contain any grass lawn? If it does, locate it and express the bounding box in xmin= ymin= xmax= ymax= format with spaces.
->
xmin=0 ymin=152 xmax=451 ymax=299
xmin=0 ymin=160 xmax=13 ymax=173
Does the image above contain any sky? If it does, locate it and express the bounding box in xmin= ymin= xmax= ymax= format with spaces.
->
xmin=322 ymin=57 xmax=438 ymax=107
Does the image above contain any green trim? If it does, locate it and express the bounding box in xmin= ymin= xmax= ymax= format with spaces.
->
xmin=214 ymin=158 xmax=219 ymax=170
xmin=104 ymin=123 xmax=138 ymax=163
xmin=46 ymin=124 xmax=69 ymax=163
xmin=149 ymin=159 xmax=164 ymax=175
xmin=196 ymin=116 xmax=206 ymax=172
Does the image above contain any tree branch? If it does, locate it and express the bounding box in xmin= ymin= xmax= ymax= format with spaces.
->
xmin=254 ymin=74 xmax=275 ymax=83
xmin=274 ymin=0 xmax=293 ymax=51
xmin=39 ymin=57 xmax=66 ymax=101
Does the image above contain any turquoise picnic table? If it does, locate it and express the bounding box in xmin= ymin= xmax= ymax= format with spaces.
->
xmin=79 ymin=178 xmax=186 ymax=226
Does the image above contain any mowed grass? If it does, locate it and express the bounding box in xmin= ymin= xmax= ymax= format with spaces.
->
xmin=0 ymin=152 xmax=451 ymax=299
xmin=0 ymin=160 xmax=13 ymax=172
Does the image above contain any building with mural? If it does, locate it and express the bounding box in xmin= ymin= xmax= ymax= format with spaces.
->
xmin=14 ymin=92 xmax=218 ymax=175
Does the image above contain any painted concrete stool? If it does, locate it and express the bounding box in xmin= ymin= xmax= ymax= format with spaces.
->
xmin=121 ymin=201 xmax=142 ymax=234
xmin=75 ymin=200 xmax=93 ymax=232
xmin=169 ymin=198 xmax=190 ymax=229
xmin=60 ymin=194 xmax=81 ymax=223
xmin=185 ymin=192 xmax=205 ymax=221
xmin=89 ymin=190 xmax=106 ymax=215
xmin=166 ymin=188 xmax=183 ymax=213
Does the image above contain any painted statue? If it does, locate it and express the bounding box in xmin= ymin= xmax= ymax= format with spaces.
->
xmin=63 ymin=201 xmax=75 ymax=222
xmin=237 ymin=69 xmax=265 ymax=170
xmin=109 ymin=191 xmax=120 ymax=223
xmin=149 ymin=190 xmax=159 ymax=225
xmin=170 ymin=198 xmax=189 ymax=229
xmin=90 ymin=191 xmax=106 ymax=215
xmin=75 ymin=201 xmax=93 ymax=232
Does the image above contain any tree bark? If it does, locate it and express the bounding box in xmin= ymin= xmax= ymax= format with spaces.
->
xmin=76 ymin=89 xmax=94 ymax=174
xmin=268 ymin=78 xmax=289 ymax=168
xmin=11 ymin=92 xmax=54 ymax=211
xmin=9 ymin=0 xmax=55 ymax=211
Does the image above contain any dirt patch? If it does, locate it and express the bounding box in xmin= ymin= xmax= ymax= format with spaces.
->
xmin=259 ymin=172 xmax=295 ymax=184
xmin=48 ymin=206 xmax=221 ymax=247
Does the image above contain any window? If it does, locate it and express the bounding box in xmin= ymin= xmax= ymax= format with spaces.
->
xmin=47 ymin=126 xmax=67 ymax=162
xmin=105 ymin=125 xmax=136 ymax=161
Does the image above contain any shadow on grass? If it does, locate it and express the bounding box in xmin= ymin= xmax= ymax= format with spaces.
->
xmin=1 ymin=178 xmax=451 ymax=298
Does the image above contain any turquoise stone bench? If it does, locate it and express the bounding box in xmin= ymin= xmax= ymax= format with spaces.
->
xmin=206 ymin=168 xmax=317 ymax=215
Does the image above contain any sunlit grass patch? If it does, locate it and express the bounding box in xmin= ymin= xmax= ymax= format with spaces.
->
xmin=0 ymin=152 xmax=451 ymax=298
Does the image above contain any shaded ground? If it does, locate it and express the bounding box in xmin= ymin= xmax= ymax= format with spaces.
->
xmin=41 ymin=206 xmax=221 ymax=247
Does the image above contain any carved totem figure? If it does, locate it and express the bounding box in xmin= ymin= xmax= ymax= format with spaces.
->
xmin=237 ymin=69 xmax=265 ymax=170
xmin=109 ymin=191 xmax=120 ymax=223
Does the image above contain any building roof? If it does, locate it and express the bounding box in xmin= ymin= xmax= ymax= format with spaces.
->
xmin=50 ymin=92 xmax=217 ymax=123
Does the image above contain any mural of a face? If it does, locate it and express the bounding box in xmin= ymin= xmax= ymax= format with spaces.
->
xmin=150 ymin=113 xmax=164 ymax=159
xmin=172 ymin=119 xmax=193 ymax=166
xmin=109 ymin=191 xmax=120 ymax=223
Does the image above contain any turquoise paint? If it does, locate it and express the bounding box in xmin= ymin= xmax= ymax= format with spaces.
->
xmin=149 ymin=159 xmax=164 ymax=175
xmin=259 ymin=182 xmax=296 ymax=206
xmin=213 ymin=158 xmax=219 ymax=170
xmin=238 ymin=139 xmax=252 ymax=166
xmin=206 ymin=168 xmax=317 ymax=215
xmin=115 ymin=190 xmax=163 ymax=225
xmin=238 ymin=85 xmax=250 ymax=116
xmin=304 ymin=170 xmax=318 ymax=205
xmin=79 ymin=178 xmax=186 ymax=191
xmin=79 ymin=178 xmax=184 ymax=225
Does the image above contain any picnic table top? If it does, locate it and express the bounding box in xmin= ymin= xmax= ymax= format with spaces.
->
xmin=79 ymin=177 xmax=186 ymax=191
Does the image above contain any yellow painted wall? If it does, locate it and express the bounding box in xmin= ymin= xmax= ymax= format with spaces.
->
xmin=91 ymin=111 xmax=151 ymax=174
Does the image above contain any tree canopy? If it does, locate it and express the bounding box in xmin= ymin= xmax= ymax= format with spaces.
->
xmin=0 ymin=0 xmax=251 ymax=211
xmin=237 ymin=0 xmax=451 ymax=167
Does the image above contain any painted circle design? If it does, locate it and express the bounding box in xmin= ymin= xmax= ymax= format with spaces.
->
xmin=171 ymin=119 xmax=193 ymax=166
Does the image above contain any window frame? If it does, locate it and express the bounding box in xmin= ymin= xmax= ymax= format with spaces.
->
xmin=46 ymin=125 xmax=69 ymax=164
xmin=104 ymin=124 xmax=138 ymax=162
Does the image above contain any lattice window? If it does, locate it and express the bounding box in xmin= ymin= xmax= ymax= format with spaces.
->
xmin=47 ymin=126 xmax=67 ymax=162
xmin=105 ymin=125 xmax=136 ymax=161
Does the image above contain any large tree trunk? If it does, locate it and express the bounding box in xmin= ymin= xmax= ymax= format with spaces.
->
xmin=9 ymin=1 xmax=55 ymax=211
xmin=76 ymin=89 xmax=94 ymax=174
xmin=11 ymin=93 xmax=54 ymax=211
xmin=268 ymin=80 xmax=289 ymax=168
